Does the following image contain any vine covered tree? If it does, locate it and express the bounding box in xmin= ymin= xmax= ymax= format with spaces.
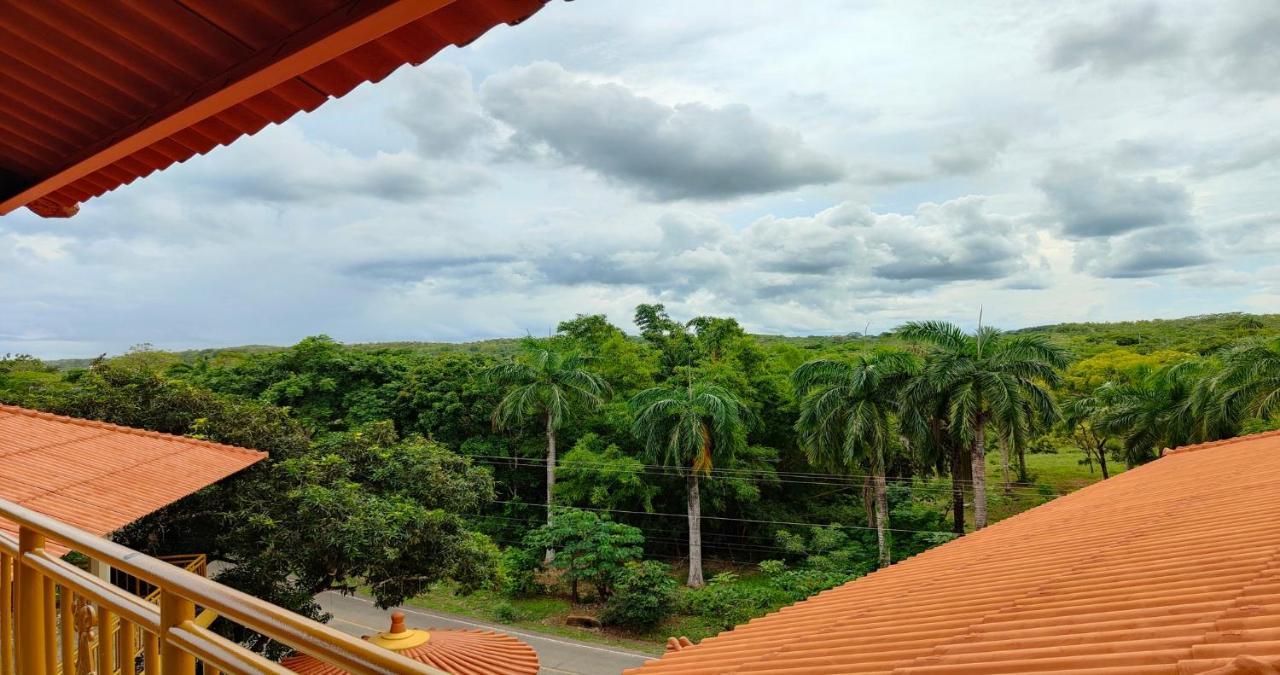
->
xmin=488 ymin=339 xmax=609 ymax=558
xmin=630 ymin=379 xmax=752 ymax=587
xmin=792 ymin=350 xmax=920 ymax=568
xmin=898 ymin=321 xmax=1066 ymax=529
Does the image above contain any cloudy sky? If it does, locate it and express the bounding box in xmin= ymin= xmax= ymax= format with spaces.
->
xmin=3 ymin=0 xmax=1279 ymax=358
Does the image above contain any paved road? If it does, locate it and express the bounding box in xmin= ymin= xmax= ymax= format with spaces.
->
xmin=317 ymin=592 xmax=654 ymax=675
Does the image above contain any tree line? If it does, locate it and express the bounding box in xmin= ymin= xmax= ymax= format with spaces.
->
xmin=1 ymin=310 xmax=1277 ymax=639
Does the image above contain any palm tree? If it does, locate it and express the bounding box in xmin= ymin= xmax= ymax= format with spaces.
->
xmin=1210 ymin=337 xmax=1280 ymax=425
xmin=1097 ymin=361 xmax=1232 ymax=465
xmin=629 ymin=380 xmax=751 ymax=587
xmin=898 ymin=321 xmax=1066 ymax=529
xmin=791 ymin=351 xmax=919 ymax=568
xmin=488 ymin=339 xmax=609 ymax=557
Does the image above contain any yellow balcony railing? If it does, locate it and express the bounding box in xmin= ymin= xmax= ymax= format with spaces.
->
xmin=0 ymin=497 xmax=444 ymax=675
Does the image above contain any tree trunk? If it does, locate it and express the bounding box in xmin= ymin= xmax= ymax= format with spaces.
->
xmin=999 ymin=434 xmax=1011 ymax=497
xmin=1097 ymin=441 xmax=1110 ymax=479
xmin=873 ymin=470 xmax=890 ymax=568
xmin=1016 ymin=438 xmax=1028 ymax=483
xmin=686 ymin=472 xmax=704 ymax=588
xmin=972 ymin=420 xmax=988 ymax=530
xmin=950 ymin=441 xmax=965 ymax=535
xmin=545 ymin=413 xmax=556 ymax=564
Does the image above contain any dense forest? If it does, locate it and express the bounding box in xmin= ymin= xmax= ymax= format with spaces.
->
xmin=3 ymin=310 xmax=1279 ymax=647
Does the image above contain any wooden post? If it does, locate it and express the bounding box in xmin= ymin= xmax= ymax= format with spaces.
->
xmin=159 ymin=590 xmax=195 ymax=675
xmin=16 ymin=527 xmax=47 ymax=675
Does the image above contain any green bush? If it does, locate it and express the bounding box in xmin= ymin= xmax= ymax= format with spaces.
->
xmin=677 ymin=573 xmax=780 ymax=631
xmin=494 ymin=600 xmax=521 ymax=623
xmin=766 ymin=569 xmax=853 ymax=602
xmin=757 ymin=559 xmax=785 ymax=577
xmin=500 ymin=546 xmax=543 ymax=597
xmin=602 ymin=560 xmax=677 ymax=629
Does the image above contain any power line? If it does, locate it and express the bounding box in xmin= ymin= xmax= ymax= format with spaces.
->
xmin=462 ymin=451 xmax=1067 ymax=490
xmin=465 ymin=456 xmax=1065 ymax=497
xmin=487 ymin=500 xmax=959 ymax=537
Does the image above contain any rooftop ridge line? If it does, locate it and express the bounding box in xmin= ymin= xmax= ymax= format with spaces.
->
xmin=0 ymin=402 xmax=267 ymax=459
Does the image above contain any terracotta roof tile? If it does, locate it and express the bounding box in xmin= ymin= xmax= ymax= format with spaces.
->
xmin=0 ymin=404 xmax=266 ymax=553
xmin=627 ymin=432 xmax=1280 ymax=674
xmin=0 ymin=0 xmax=550 ymax=217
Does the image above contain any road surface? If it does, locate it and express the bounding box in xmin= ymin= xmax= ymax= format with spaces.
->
xmin=317 ymin=591 xmax=654 ymax=675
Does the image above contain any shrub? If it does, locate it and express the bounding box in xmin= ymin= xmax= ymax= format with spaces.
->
xmin=522 ymin=508 xmax=644 ymax=602
xmin=677 ymin=573 xmax=780 ymax=631
xmin=757 ymin=559 xmax=785 ymax=577
xmin=500 ymin=546 xmax=543 ymax=597
xmin=602 ymin=561 xmax=677 ymax=629
xmin=766 ymin=568 xmax=853 ymax=602
xmin=494 ymin=600 xmax=521 ymax=624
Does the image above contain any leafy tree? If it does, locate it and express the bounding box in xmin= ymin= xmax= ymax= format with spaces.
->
xmin=630 ymin=380 xmax=752 ymax=587
xmin=396 ymin=352 xmax=502 ymax=446
xmin=791 ymin=350 xmax=919 ymax=567
xmin=556 ymin=314 xmax=659 ymax=396
xmin=556 ymin=433 xmax=659 ymax=512
xmin=522 ymin=508 xmax=644 ymax=603
xmin=488 ymin=339 xmax=609 ymax=557
xmin=210 ymin=423 xmax=500 ymax=650
xmin=898 ymin=321 xmax=1066 ymax=529
xmin=1062 ymin=385 xmax=1124 ymax=478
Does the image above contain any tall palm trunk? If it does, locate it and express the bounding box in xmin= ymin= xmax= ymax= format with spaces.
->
xmin=872 ymin=470 xmax=890 ymax=568
xmin=972 ymin=419 xmax=988 ymax=529
xmin=1096 ymin=440 xmax=1110 ymax=479
xmin=999 ymin=434 xmax=1011 ymax=497
xmin=544 ymin=413 xmax=556 ymax=563
xmin=686 ymin=472 xmax=704 ymax=588
xmin=949 ymin=441 xmax=965 ymax=535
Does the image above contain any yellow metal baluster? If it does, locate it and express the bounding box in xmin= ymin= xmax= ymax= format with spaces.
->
xmin=43 ymin=578 xmax=57 ymax=673
xmin=158 ymin=591 xmax=194 ymax=675
xmin=143 ymin=631 xmax=159 ymax=675
xmin=97 ymin=606 xmax=114 ymax=675
xmin=1 ymin=552 xmax=12 ymax=675
xmin=119 ymin=619 xmax=136 ymax=675
xmin=58 ymin=590 xmax=73 ymax=675
xmin=16 ymin=528 xmax=48 ymax=675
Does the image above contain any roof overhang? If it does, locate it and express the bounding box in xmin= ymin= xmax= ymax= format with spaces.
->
xmin=0 ymin=0 xmax=548 ymax=218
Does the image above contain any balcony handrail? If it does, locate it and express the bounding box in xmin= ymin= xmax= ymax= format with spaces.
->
xmin=0 ymin=496 xmax=446 ymax=675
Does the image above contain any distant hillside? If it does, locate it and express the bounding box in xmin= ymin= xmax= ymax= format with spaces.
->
xmin=45 ymin=312 xmax=1280 ymax=370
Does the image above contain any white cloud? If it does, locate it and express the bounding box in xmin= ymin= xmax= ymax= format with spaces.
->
xmin=4 ymin=0 xmax=1277 ymax=357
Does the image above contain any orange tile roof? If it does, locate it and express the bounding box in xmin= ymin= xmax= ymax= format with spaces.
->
xmin=0 ymin=404 xmax=266 ymax=553
xmin=0 ymin=0 xmax=548 ymax=218
xmin=283 ymin=627 xmax=540 ymax=675
xmin=627 ymin=430 xmax=1280 ymax=675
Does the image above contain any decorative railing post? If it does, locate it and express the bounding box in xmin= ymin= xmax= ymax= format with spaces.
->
xmin=159 ymin=590 xmax=195 ymax=675
xmin=16 ymin=526 xmax=47 ymax=675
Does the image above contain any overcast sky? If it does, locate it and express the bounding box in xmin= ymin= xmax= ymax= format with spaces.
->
xmin=3 ymin=0 xmax=1279 ymax=358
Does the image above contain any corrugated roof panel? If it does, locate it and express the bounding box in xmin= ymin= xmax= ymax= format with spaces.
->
xmin=628 ymin=431 xmax=1280 ymax=674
